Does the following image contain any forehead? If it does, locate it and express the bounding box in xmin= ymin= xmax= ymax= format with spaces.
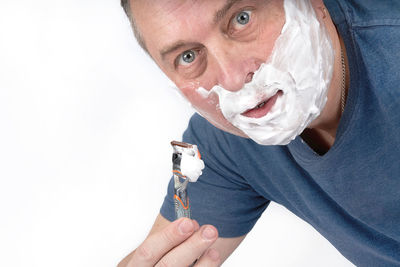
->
xmin=131 ymin=0 xmax=244 ymax=58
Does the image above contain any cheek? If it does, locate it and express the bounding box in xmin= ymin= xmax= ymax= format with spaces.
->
xmin=255 ymin=4 xmax=286 ymax=58
xmin=257 ymin=26 xmax=284 ymax=59
xmin=181 ymin=85 xmax=220 ymax=119
xmin=180 ymin=86 xmax=247 ymax=137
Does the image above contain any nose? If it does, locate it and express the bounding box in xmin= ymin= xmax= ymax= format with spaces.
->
xmin=209 ymin=45 xmax=261 ymax=92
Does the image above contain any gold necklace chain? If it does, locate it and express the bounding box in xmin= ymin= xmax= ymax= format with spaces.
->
xmin=340 ymin=48 xmax=346 ymax=114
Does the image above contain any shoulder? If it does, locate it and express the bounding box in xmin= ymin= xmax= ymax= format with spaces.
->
xmin=326 ymin=0 xmax=400 ymax=95
xmin=325 ymin=0 xmax=400 ymax=26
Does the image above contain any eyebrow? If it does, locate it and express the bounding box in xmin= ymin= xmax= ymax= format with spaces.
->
xmin=213 ymin=0 xmax=243 ymax=25
xmin=160 ymin=41 xmax=187 ymax=61
xmin=159 ymin=0 xmax=243 ymax=60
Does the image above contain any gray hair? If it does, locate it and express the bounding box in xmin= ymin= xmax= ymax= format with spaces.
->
xmin=120 ymin=0 xmax=148 ymax=52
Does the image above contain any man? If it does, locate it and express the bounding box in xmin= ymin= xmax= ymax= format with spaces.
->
xmin=118 ymin=0 xmax=400 ymax=266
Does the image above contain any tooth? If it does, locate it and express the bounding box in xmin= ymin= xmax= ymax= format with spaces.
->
xmin=257 ymin=102 xmax=265 ymax=108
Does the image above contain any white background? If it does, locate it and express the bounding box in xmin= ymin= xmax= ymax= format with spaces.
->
xmin=0 ymin=1 xmax=355 ymax=266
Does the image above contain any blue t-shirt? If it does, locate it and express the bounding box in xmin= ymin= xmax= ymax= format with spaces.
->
xmin=160 ymin=0 xmax=400 ymax=266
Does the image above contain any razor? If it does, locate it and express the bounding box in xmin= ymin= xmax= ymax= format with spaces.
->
xmin=171 ymin=141 xmax=200 ymax=219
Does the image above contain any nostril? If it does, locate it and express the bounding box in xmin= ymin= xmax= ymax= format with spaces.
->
xmin=245 ymin=72 xmax=254 ymax=83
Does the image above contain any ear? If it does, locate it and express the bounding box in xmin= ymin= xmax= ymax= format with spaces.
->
xmin=310 ymin=0 xmax=328 ymax=20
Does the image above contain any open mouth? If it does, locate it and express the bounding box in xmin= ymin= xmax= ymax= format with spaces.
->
xmin=241 ymin=90 xmax=283 ymax=119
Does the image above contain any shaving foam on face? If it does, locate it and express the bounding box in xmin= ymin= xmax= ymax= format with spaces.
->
xmin=196 ymin=0 xmax=334 ymax=145
xmin=179 ymin=146 xmax=205 ymax=182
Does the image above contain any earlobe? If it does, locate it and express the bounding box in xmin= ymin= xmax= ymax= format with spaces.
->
xmin=310 ymin=0 xmax=328 ymax=19
xmin=318 ymin=6 xmax=328 ymax=19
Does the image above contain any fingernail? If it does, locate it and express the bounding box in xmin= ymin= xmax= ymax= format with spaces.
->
xmin=207 ymin=249 xmax=220 ymax=261
xmin=192 ymin=219 xmax=200 ymax=231
xmin=201 ymin=226 xmax=216 ymax=240
xmin=178 ymin=219 xmax=194 ymax=234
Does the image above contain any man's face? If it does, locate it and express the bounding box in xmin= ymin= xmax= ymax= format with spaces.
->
xmin=133 ymin=0 xmax=286 ymax=137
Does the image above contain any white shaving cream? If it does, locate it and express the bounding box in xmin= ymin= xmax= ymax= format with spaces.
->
xmin=196 ymin=0 xmax=334 ymax=145
xmin=180 ymin=146 xmax=205 ymax=182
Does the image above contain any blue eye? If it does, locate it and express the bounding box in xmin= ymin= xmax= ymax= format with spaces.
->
xmin=179 ymin=50 xmax=196 ymax=65
xmin=236 ymin=11 xmax=251 ymax=25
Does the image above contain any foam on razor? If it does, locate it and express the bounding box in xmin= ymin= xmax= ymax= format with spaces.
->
xmin=176 ymin=145 xmax=205 ymax=182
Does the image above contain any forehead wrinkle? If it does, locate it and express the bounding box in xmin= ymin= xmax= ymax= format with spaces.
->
xmin=154 ymin=0 xmax=244 ymax=61
xmin=157 ymin=0 xmax=200 ymax=17
xmin=153 ymin=0 xmax=202 ymax=34
xmin=157 ymin=1 xmax=214 ymax=60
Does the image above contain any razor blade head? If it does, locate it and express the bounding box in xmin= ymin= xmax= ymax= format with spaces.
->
xmin=171 ymin=141 xmax=201 ymax=179
xmin=171 ymin=141 xmax=192 ymax=148
xmin=171 ymin=141 xmax=199 ymax=157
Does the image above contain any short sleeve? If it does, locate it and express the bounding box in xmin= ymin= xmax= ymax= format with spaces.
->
xmin=160 ymin=114 xmax=270 ymax=238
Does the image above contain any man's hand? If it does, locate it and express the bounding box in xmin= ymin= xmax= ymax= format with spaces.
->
xmin=119 ymin=217 xmax=220 ymax=267
xmin=118 ymin=214 xmax=246 ymax=267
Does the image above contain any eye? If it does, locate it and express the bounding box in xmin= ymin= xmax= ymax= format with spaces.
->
xmin=234 ymin=10 xmax=252 ymax=27
xmin=175 ymin=47 xmax=206 ymax=78
xmin=178 ymin=50 xmax=197 ymax=66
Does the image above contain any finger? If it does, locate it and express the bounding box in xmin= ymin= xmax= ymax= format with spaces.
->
xmin=128 ymin=218 xmax=198 ymax=267
xmin=192 ymin=219 xmax=200 ymax=230
xmin=194 ymin=248 xmax=221 ymax=267
xmin=156 ymin=225 xmax=218 ymax=267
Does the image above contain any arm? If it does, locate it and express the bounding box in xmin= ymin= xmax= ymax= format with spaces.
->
xmin=118 ymin=213 xmax=246 ymax=267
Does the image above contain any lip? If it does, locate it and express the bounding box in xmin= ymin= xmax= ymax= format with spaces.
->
xmin=241 ymin=91 xmax=282 ymax=118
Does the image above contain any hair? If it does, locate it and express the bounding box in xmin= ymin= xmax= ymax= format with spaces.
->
xmin=120 ymin=0 xmax=148 ymax=52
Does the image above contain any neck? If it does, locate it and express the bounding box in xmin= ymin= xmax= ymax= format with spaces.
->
xmin=301 ymin=32 xmax=349 ymax=155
